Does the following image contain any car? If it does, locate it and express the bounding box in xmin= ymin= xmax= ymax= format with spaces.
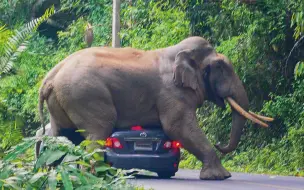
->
xmin=35 ymin=123 xmax=181 ymax=179
xmin=104 ymin=124 xmax=181 ymax=179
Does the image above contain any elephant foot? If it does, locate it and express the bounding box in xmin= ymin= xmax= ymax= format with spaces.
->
xmin=200 ymin=165 xmax=231 ymax=180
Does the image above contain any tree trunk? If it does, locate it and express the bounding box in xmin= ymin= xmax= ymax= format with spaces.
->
xmin=112 ymin=0 xmax=121 ymax=48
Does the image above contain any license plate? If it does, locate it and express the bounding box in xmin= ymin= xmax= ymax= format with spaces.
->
xmin=134 ymin=141 xmax=153 ymax=151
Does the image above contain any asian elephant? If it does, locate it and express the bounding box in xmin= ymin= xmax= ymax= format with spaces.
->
xmin=38 ymin=36 xmax=273 ymax=180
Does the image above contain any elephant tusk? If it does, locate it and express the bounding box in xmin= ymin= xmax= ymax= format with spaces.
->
xmin=226 ymin=97 xmax=269 ymax=128
xmin=249 ymin=111 xmax=274 ymax=122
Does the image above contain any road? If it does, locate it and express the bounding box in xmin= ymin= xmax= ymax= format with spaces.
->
xmin=129 ymin=169 xmax=304 ymax=190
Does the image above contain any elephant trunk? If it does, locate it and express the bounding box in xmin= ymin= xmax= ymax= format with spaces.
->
xmin=215 ymin=82 xmax=249 ymax=154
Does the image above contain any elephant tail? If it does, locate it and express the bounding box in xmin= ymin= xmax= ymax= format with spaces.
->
xmin=38 ymin=60 xmax=66 ymax=135
xmin=38 ymin=79 xmax=54 ymax=135
xmin=39 ymin=85 xmax=45 ymax=135
xmin=36 ymin=82 xmax=49 ymax=159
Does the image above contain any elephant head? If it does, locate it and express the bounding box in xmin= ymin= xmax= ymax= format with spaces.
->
xmin=170 ymin=37 xmax=273 ymax=154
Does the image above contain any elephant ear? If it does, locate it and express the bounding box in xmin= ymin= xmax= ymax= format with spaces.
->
xmin=173 ymin=49 xmax=199 ymax=90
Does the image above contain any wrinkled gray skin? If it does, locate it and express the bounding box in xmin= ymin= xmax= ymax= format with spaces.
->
xmin=38 ymin=36 xmax=249 ymax=180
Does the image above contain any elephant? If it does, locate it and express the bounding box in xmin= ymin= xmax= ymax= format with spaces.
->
xmin=38 ymin=36 xmax=273 ymax=180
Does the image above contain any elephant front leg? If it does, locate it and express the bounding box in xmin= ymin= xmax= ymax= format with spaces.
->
xmin=159 ymin=107 xmax=231 ymax=180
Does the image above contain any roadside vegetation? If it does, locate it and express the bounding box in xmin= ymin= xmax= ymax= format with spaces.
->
xmin=0 ymin=0 xmax=303 ymax=187
xmin=0 ymin=136 xmax=142 ymax=189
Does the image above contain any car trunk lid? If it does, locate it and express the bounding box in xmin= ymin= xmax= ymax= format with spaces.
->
xmin=109 ymin=127 xmax=171 ymax=154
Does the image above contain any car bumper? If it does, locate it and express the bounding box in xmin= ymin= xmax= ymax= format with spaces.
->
xmin=105 ymin=150 xmax=180 ymax=173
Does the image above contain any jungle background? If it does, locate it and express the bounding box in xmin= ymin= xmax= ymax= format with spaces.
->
xmin=0 ymin=0 xmax=303 ymax=187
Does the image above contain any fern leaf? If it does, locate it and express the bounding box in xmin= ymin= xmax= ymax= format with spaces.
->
xmin=0 ymin=6 xmax=55 ymax=74
xmin=0 ymin=25 xmax=7 ymax=32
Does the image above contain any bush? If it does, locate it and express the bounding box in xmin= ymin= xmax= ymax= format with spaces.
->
xmin=120 ymin=0 xmax=190 ymax=49
xmin=0 ymin=136 xmax=140 ymax=189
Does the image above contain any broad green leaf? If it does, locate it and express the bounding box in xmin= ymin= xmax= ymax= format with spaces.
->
xmin=4 ymin=139 xmax=35 ymax=161
xmin=29 ymin=172 xmax=47 ymax=184
xmin=59 ymin=166 xmax=73 ymax=190
xmin=83 ymin=148 xmax=105 ymax=160
xmin=65 ymin=165 xmax=88 ymax=184
xmin=48 ymin=169 xmax=58 ymax=190
xmin=3 ymin=183 xmax=22 ymax=190
xmin=0 ymin=165 xmax=14 ymax=179
xmin=2 ymin=176 xmax=22 ymax=190
xmin=34 ymin=149 xmax=53 ymax=170
xmin=75 ymin=186 xmax=93 ymax=190
xmin=75 ymin=160 xmax=90 ymax=167
xmin=62 ymin=154 xmax=81 ymax=163
xmin=46 ymin=150 xmax=66 ymax=165
xmin=96 ymin=140 xmax=105 ymax=146
xmin=95 ymin=165 xmax=111 ymax=173
xmin=83 ymin=172 xmax=100 ymax=184
xmin=80 ymin=140 xmax=93 ymax=147
xmin=108 ymin=167 xmax=118 ymax=176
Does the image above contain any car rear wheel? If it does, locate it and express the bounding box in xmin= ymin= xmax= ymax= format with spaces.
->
xmin=157 ymin=172 xmax=175 ymax=179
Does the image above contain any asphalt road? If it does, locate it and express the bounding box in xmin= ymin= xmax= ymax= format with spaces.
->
xmin=129 ymin=169 xmax=304 ymax=190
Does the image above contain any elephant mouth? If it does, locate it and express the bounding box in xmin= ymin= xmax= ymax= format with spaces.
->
xmin=225 ymin=97 xmax=274 ymax=127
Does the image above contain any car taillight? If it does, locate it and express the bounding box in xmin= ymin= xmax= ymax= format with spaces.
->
xmin=172 ymin=141 xmax=182 ymax=148
xmin=105 ymin=137 xmax=123 ymax=149
xmin=163 ymin=140 xmax=182 ymax=149
xmin=163 ymin=141 xmax=172 ymax=149
xmin=105 ymin=138 xmax=113 ymax=148
xmin=131 ymin=125 xmax=143 ymax=131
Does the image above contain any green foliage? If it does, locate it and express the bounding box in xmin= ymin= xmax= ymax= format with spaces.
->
xmin=0 ymin=35 xmax=58 ymax=153
xmin=0 ymin=136 xmax=139 ymax=189
xmin=179 ymin=149 xmax=202 ymax=170
xmin=290 ymin=0 xmax=304 ymax=39
xmin=0 ymin=136 xmax=138 ymax=189
xmin=0 ymin=0 xmax=37 ymax=26
xmin=87 ymin=0 xmax=112 ymax=46
xmin=0 ymin=25 xmax=13 ymax=56
xmin=223 ymin=126 xmax=304 ymax=176
xmin=120 ymin=0 xmax=189 ymax=49
xmin=0 ymin=6 xmax=55 ymax=74
xmin=294 ymin=62 xmax=304 ymax=79
xmin=57 ymin=17 xmax=88 ymax=52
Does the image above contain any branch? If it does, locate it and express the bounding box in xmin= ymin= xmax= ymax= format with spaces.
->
xmin=285 ymin=35 xmax=304 ymax=76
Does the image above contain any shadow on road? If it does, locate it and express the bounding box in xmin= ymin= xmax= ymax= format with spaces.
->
xmin=132 ymin=173 xmax=211 ymax=182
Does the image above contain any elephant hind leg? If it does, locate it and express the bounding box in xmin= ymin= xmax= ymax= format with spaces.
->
xmin=63 ymin=88 xmax=117 ymax=145
xmin=49 ymin=82 xmax=117 ymax=148
xmin=66 ymin=103 xmax=117 ymax=142
xmin=47 ymin=92 xmax=76 ymax=136
xmin=158 ymin=103 xmax=231 ymax=180
xmin=65 ymin=102 xmax=117 ymax=156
